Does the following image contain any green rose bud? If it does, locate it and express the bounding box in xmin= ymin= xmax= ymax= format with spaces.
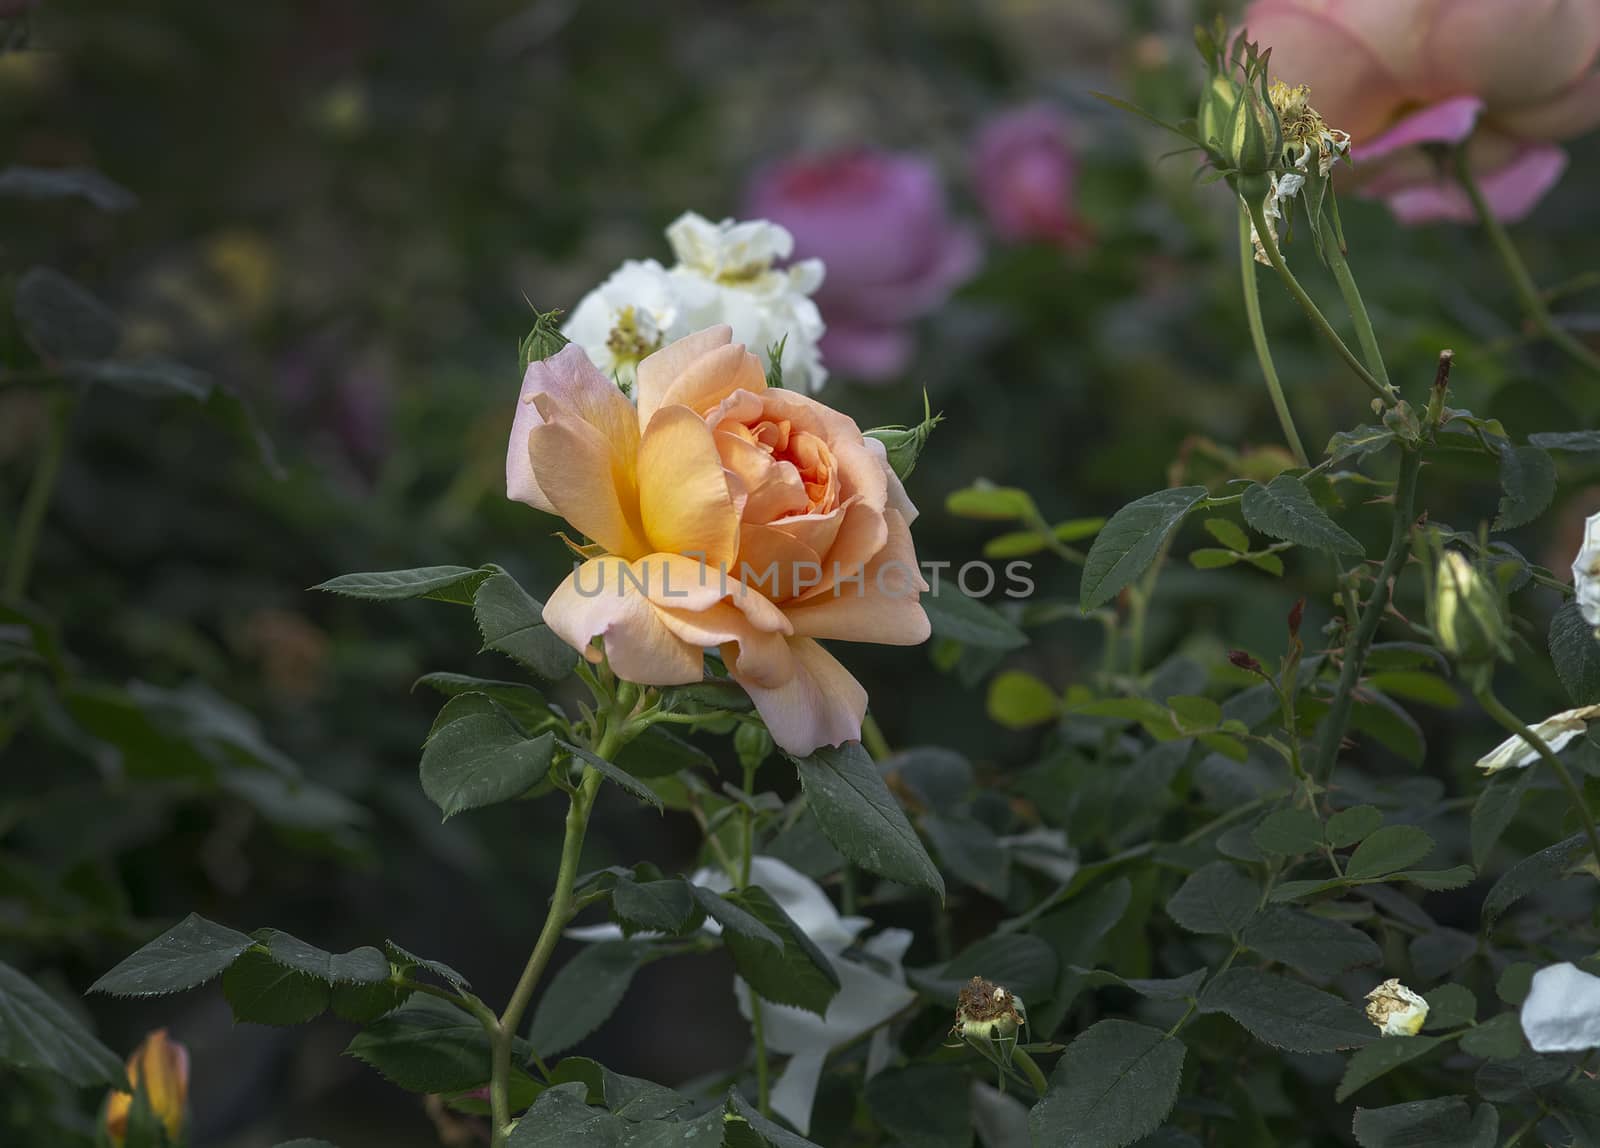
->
xmin=864 ymin=392 xmax=943 ymax=481
xmin=519 ymin=308 xmax=570 ymax=369
xmin=1430 ymin=550 xmax=1509 ymax=669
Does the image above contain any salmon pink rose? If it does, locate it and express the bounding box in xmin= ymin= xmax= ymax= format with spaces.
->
xmin=506 ymin=326 xmax=929 ymax=754
xmin=1242 ymin=0 xmax=1600 ymax=223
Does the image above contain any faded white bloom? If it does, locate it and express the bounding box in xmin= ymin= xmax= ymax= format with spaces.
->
xmin=1521 ymin=962 xmax=1600 ymax=1052
xmin=563 ymin=212 xmax=828 ymax=393
xmin=1475 ymin=704 xmax=1600 ymax=773
xmin=953 ymin=976 xmax=1026 ymax=1041
xmin=1270 ymin=81 xmax=1350 ymax=178
xmin=1365 ymin=978 xmax=1429 ymax=1036
xmin=567 ymin=856 xmax=911 ymax=1136
xmin=1249 ymin=173 xmax=1304 ymax=266
xmin=1572 ymin=511 xmax=1600 ymax=627
xmin=997 ymin=827 xmax=1079 ymax=884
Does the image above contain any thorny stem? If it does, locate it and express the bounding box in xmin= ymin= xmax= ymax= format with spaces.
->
xmin=1454 ymin=148 xmax=1600 ymax=377
xmin=737 ymin=755 xmax=772 ymax=1116
xmin=1318 ymin=212 xmax=1392 ymax=392
xmin=1311 ymin=448 xmax=1422 ymax=786
xmin=1240 ymin=202 xmax=1309 ymax=466
xmin=1475 ymin=686 xmax=1600 ymax=876
xmin=4 ymin=392 xmax=74 ymax=601
xmin=487 ymin=686 xmax=633 ymax=1146
xmin=1244 ymin=194 xmax=1396 ymax=406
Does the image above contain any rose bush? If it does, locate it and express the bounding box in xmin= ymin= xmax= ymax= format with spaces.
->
xmin=1242 ymin=0 xmax=1600 ymax=222
xmin=506 ymin=324 xmax=928 ymax=754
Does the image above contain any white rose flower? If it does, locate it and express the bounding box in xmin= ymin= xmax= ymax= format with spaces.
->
xmin=566 ymin=855 xmax=913 ymax=1135
xmin=1521 ymin=961 xmax=1600 ymax=1052
xmin=1364 ymin=978 xmax=1429 ymax=1036
xmin=1573 ymin=510 xmax=1600 ymax=627
xmin=561 ymin=259 xmax=684 ymax=388
xmin=1475 ymin=704 xmax=1600 ymax=773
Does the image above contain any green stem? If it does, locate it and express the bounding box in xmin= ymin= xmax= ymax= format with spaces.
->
xmin=1476 ymin=686 xmax=1600 ymax=874
xmin=1454 ymin=148 xmax=1600 ymax=377
xmin=737 ymin=756 xmax=770 ymax=1115
xmin=1012 ymin=1048 xmax=1049 ymax=1097
xmin=861 ymin=713 xmax=892 ymax=762
xmin=4 ymin=392 xmax=74 ymax=601
xmin=1319 ymin=212 xmax=1391 ymax=391
xmin=1244 ymin=194 xmax=1395 ymax=406
xmin=1240 ymin=202 xmax=1309 ymax=466
xmin=487 ymin=735 xmax=613 ymax=1146
xmin=1311 ymin=449 xmax=1421 ymax=785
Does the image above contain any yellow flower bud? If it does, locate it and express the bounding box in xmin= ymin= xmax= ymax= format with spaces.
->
xmin=104 ymin=1028 xmax=189 ymax=1146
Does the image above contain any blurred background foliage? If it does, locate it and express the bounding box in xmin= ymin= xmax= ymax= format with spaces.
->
xmin=3 ymin=0 xmax=1599 ymax=1143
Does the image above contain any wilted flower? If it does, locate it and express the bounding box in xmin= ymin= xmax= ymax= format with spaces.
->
xmin=1243 ymin=0 xmax=1600 ymax=223
xmin=747 ymin=151 xmax=980 ymax=382
xmin=1572 ymin=510 xmax=1600 ymax=627
xmin=568 ymin=856 xmax=914 ymax=1136
xmin=507 ymin=326 xmax=928 ymax=755
xmin=1365 ymin=979 xmax=1429 ymax=1036
xmin=104 ymin=1028 xmax=189 ymax=1146
xmin=1475 ymin=704 xmax=1600 ymax=773
xmin=970 ymin=104 xmax=1084 ymax=248
xmin=562 ymin=214 xmax=826 ymax=392
xmin=1521 ymin=962 xmax=1600 ymax=1052
xmin=952 ymin=976 xmax=1026 ymax=1042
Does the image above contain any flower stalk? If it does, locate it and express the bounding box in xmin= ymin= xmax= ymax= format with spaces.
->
xmin=1239 ymin=202 xmax=1309 ymax=466
xmin=1453 ymin=148 xmax=1600 ymax=377
xmin=737 ymin=754 xmax=772 ymax=1116
xmin=4 ymin=391 xmax=74 ymax=601
xmin=1318 ymin=211 xmax=1391 ymax=392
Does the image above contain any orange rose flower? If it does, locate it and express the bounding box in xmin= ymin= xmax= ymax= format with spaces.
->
xmin=507 ymin=325 xmax=929 ymax=754
xmin=104 ymin=1028 xmax=189 ymax=1146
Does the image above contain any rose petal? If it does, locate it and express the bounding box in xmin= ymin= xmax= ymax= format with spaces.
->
xmin=529 ymin=397 xmax=650 ymax=558
xmin=1522 ymin=962 xmax=1600 ymax=1052
xmin=732 ymin=636 xmax=868 ymax=754
xmin=507 ymin=344 xmax=630 ymax=513
xmin=638 ymin=404 xmax=742 ymax=567
xmin=1352 ymin=96 xmax=1484 ymax=161
xmin=1383 ymin=142 xmax=1568 ymax=224
xmin=786 ymin=509 xmax=930 ymax=645
xmin=542 ymin=555 xmax=724 ymax=684
xmin=1499 ymin=69 xmax=1600 ymax=140
xmin=634 ymin=325 xmax=733 ymax=425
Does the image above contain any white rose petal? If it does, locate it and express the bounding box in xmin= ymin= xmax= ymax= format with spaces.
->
xmin=1521 ymin=961 xmax=1600 ymax=1052
xmin=1365 ymin=978 xmax=1429 ymax=1036
xmin=1573 ymin=510 xmax=1600 ymax=626
xmin=1475 ymin=704 xmax=1600 ymax=773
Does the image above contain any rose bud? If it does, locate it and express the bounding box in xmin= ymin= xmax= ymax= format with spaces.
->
xmin=104 ymin=1028 xmax=189 ymax=1146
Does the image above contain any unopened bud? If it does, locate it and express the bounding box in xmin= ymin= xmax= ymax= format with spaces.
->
xmin=1228 ymin=649 xmax=1264 ymax=675
xmin=865 ymin=392 xmax=943 ymax=481
xmin=519 ymin=307 xmax=570 ymax=369
xmin=104 ymin=1028 xmax=189 ymax=1147
xmin=1431 ymin=551 xmax=1508 ymax=667
xmin=1287 ymin=598 xmax=1305 ymax=638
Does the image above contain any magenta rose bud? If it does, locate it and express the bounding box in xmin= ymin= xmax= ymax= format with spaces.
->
xmin=1242 ymin=0 xmax=1600 ymax=223
xmin=747 ymin=151 xmax=980 ymax=382
xmin=971 ymin=104 xmax=1085 ymax=248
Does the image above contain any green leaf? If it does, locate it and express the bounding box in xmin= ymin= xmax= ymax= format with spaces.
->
xmin=1550 ymin=602 xmax=1600 ymax=706
xmin=1494 ymin=444 xmax=1557 ymax=531
xmin=421 ymin=712 xmax=556 ymax=819
xmin=1472 ymin=770 xmax=1535 ymax=870
xmin=415 ymin=673 xmax=550 ymax=729
xmin=922 ymin=814 xmax=1010 ymax=898
xmin=546 ymin=1057 xmax=689 ymax=1120
xmin=506 ymin=1083 xmax=617 ymax=1145
xmin=1498 ymin=963 xmax=1536 ymax=1005
xmin=1327 ymin=425 xmax=1397 ymax=461
xmin=1240 ymin=907 xmax=1381 ymax=978
xmin=1189 ymin=548 xmax=1242 ymax=569
xmin=1483 ymin=832 xmax=1588 ymax=926
xmin=1352 ymin=1098 xmax=1497 ymax=1148
xmin=611 ymin=878 xmax=701 ymax=936
xmin=473 ymin=572 xmax=577 ymax=680
xmin=1167 ymin=695 xmax=1221 ymax=730
xmin=1199 ymin=968 xmax=1375 ymax=1052
xmin=922 ymin=934 xmax=1060 ymax=1005
xmin=1165 ymin=862 xmax=1260 ymax=936
xmin=1530 ymin=431 xmax=1600 ymax=452
xmin=720 ymin=886 xmax=841 ymax=1017
xmin=331 ymin=979 xmax=411 ymax=1024
xmin=67 ymin=358 xmax=210 ymax=399
xmin=1368 ymin=671 xmax=1461 ymax=709
xmin=1028 ymin=1020 xmax=1186 ymax=1148
xmin=945 ymin=482 xmax=1038 ymax=520
xmin=312 ymin=565 xmax=495 ymax=604
xmin=1346 ymin=826 xmax=1435 ymax=880
xmin=0 ymin=960 xmax=126 ymax=1086
xmin=922 ymin=589 xmax=1028 ymax=650
xmin=1242 ymin=475 xmax=1363 ymax=555
xmin=1422 ymin=984 xmax=1476 ymax=1029
xmin=1460 ymin=1013 xmax=1523 ymax=1060
xmin=89 ymin=913 xmax=255 ymax=997
xmin=614 ymin=726 xmax=713 ymax=778
xmin=1348 ymin=692 xmax=1425 ymax=763
xmin=987 ymin=669 xmax=1060 ymax=728
xmin=1338 ymin=1036 xmax=1446 ymax=1101
xmin=256 ymin=930 xmax=389 ymax=985
xmin=690 ymin=886 xmax=784 ymax=952
xmin=13 ymin=266 xmax=120 ymax=363
xmin=789 ymin=742 xmax=945 ymax=898
xmin=725 ymin=1090 xmax=825 ymax=1148
xmin=561 ymin=740 xmax=665 ymax=811
xmin=385 ymin=940 xmax=471 ymax=992
xmin=1251 ymin=808 xmax=1323 ymax=855
xmin=527 ymin=941 xmax=657 ymax=1056
xmin=1551 ymin=1078 xmax=1600 ymax=1144
xmin=1327 ymin=805 xmax=1384 ymax=848
xmin=1204 ymin=518 xmax=1250 ymax=552
xmin=1475 ymin=1053 xmax=1567 ymax=1102
xmin=221 ymin=949 xmax=329 ymax=1025
xmin=0 ymin=165 xmax=136 ymax=211
xmin=864 ymin=1064 xmax=972 ymax=1148
xmin=348 ymin=995 xmax=531 ymax=1094
xmin=1393 ymin=866 xmax=1476 ymax=891
xmin=1081 ymin=487 xmax=1207 ymax=611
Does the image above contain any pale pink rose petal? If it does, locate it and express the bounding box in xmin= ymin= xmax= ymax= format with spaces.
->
xmin=1499 ymin=70 xmax=1600 ymax=140
xmin=543 ymin=556 xmax=712 ymax=684
xmin=1353 ymin=96 xmax=1483 ymax=161
xmin=639 ymin=339 xmax=764 ymax=430
xmin=733 ymin=636 xmax=868 ymax=755
xmin=506 ymin=345 xmax=616 ymax=512
xmin=1425 ymin=0 xmax=1600 ymax=111
xmin=786 ymin=510 xmax=931 ymax=646
xmin=1382 ymin=143 xmax=1568 ymax=225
